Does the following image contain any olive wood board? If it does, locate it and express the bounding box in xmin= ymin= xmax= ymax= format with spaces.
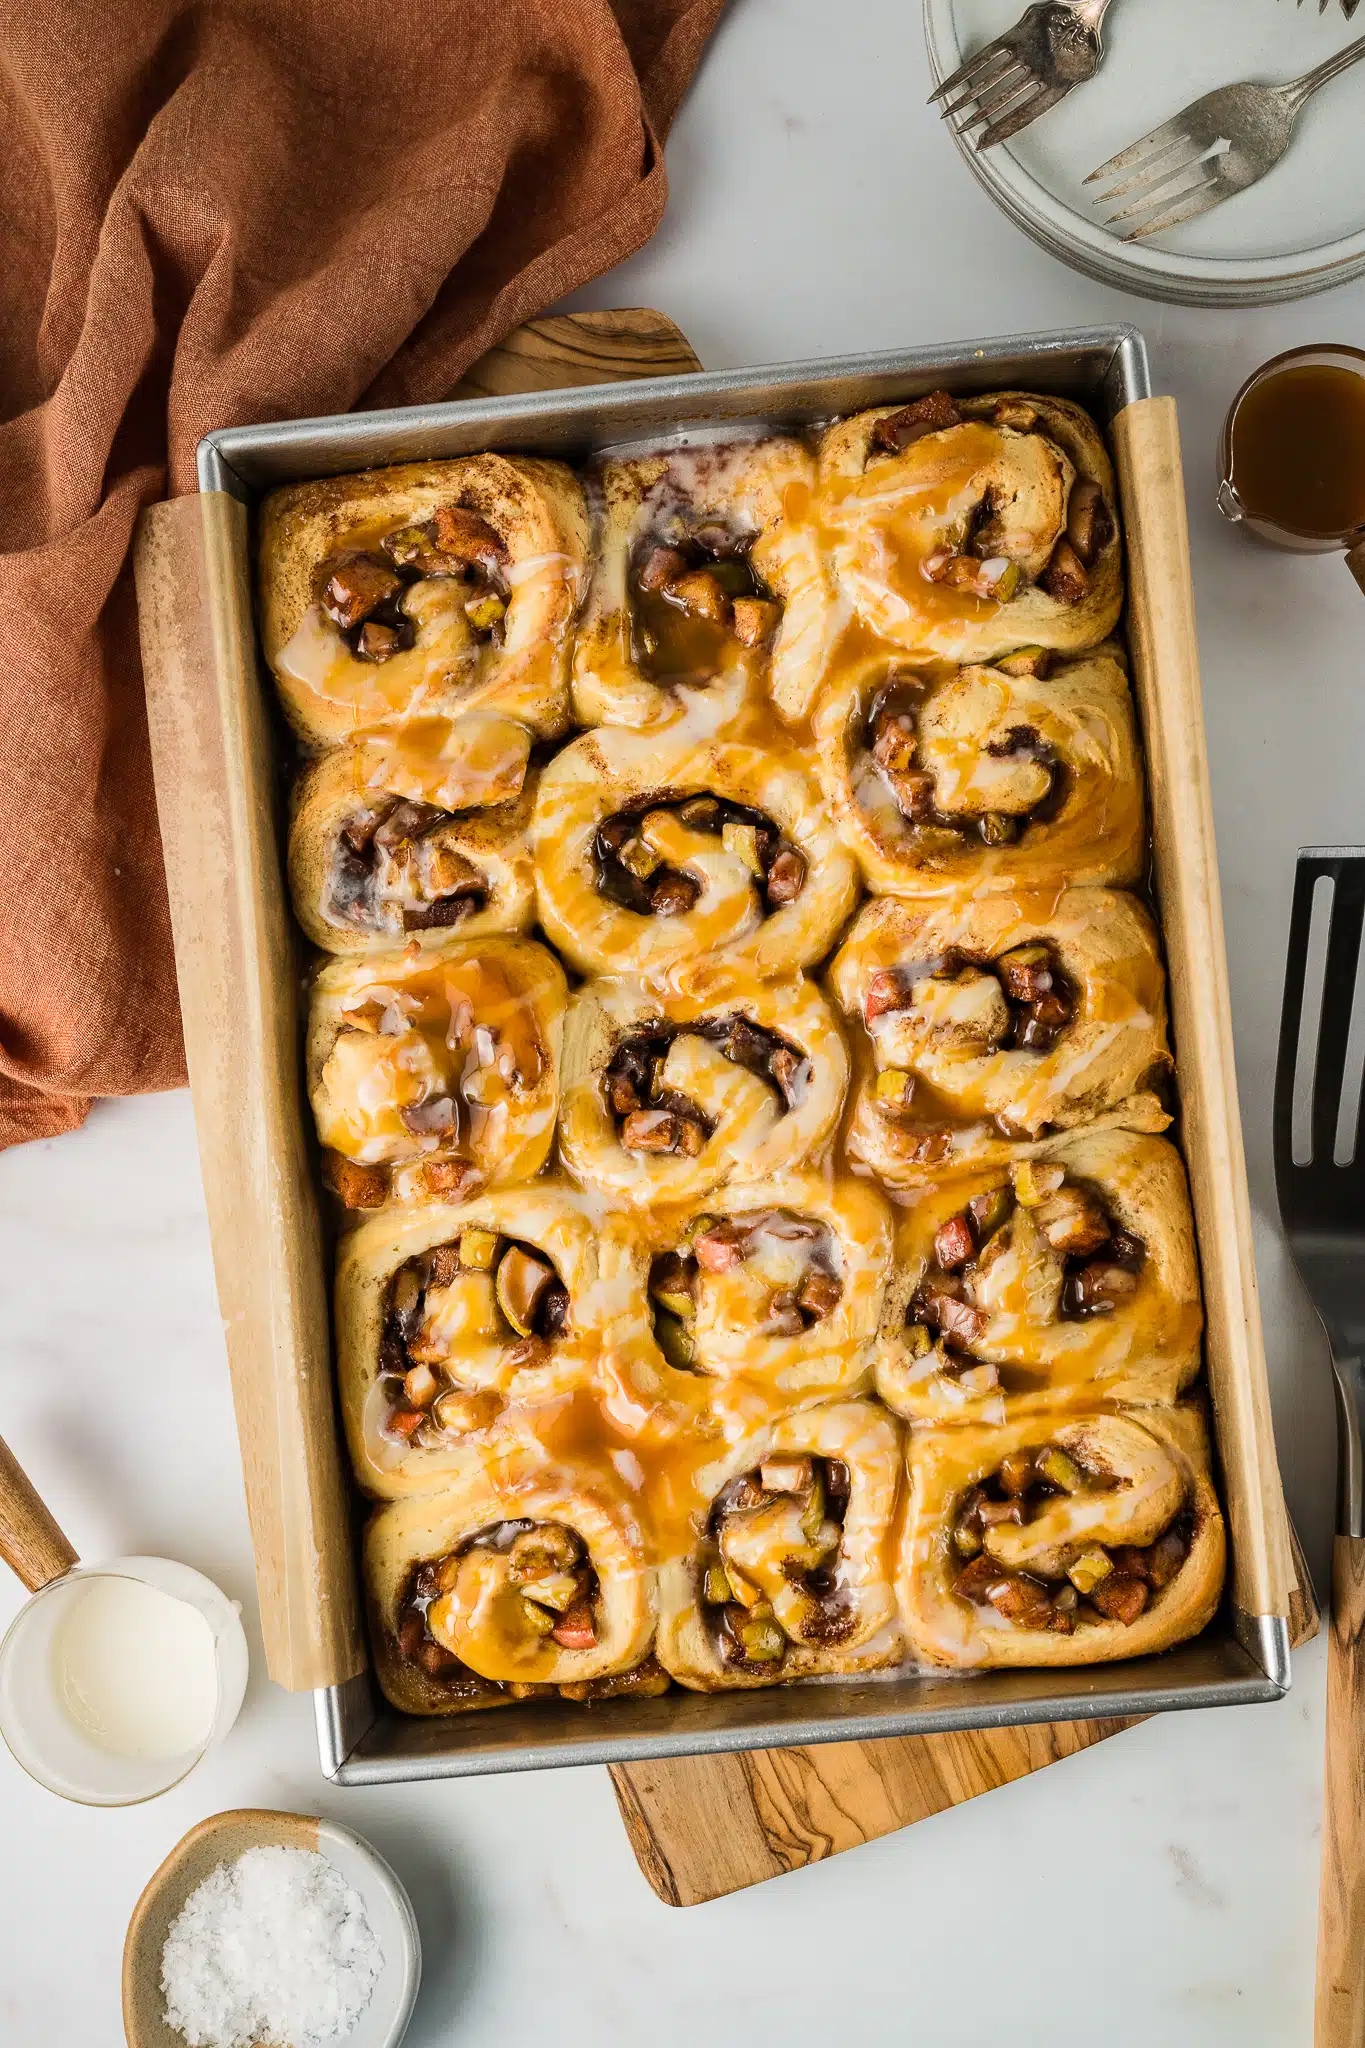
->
xmin=465 ymin=306 xmax=1316 ymax=1908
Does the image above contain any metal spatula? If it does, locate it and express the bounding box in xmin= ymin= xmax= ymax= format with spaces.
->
xmin=1273 ymin=848 xmax=1365 ymax=2046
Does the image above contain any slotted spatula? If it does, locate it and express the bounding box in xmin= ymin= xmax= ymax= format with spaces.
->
xmin=1274 ymin=848 xmax=1365 ymax=2047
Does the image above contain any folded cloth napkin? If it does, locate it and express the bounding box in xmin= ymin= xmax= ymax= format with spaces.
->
xmin=0 ymin=0 xmax=723 ymax=1150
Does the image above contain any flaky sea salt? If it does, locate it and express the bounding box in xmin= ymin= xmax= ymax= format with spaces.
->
xmin=160 ymin=1844 xmax=384 ymax=2048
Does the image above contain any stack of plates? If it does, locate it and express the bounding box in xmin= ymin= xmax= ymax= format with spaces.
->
xmin=923 ymin=0 xmax=1365 ymax=305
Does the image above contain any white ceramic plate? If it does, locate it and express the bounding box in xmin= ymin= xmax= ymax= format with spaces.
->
xmin=923 ymin=0 xmax=1365 ymax=304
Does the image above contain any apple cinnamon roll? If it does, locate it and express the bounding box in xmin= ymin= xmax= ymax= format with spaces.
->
xmin=259 ymin=454 xmax=588 ymax=747
xmin=571 ymin=439 xmax=834 ymax=727
xmin=812 ymin=646 xmax=1144 ymax=896
xmin=657 ymin=1400 xmax=905 ymax=1690
xmin=307 ymin=937 xmax=565 ymax=1209
xmin=532 ymin=727 xmax=858 ymax=978
xmin=289 ymin=743 xmax=535 ymax=954
xmin=335 ymin=1189 xmax=606 ymax=1498
xmin=874 ymin=1131 xmax=1202 ymax=1427
xmin=900 ymin=1404 xmax=1224 ymax=1669
xmin=817 ymin=390 xmax=1121 ymax=662
xmin=366 ymin=1470 xmax=664 ymax=1714
xmin=559 ymin=971 xmax=849 ymax=1207
xmin=624 ymin=1174 xmax=893 ymax=1401
xmin=831 ymin=890 xmax=1171 ymax=1183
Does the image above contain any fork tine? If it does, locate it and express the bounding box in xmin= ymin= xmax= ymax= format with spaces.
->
xmin=1104 ymin=151 xmax=1212 ymax=225
xmin=977 ymin=82 xmax=1068 ymax=149
xmin=930 ymin=37 xmax=1012 ymax=104
xmin=939 ymin=61 xmax=1026 ymax=123
xmin=1091 ymin=136 xmax=1192 ymax=207
xmin=1121 ymin=176 xmax=1232 ymax=241
xmin=1313 ymin=861 xmax=1365 ymax=1165
xmin=1085 ymin=114 xmax=1195 ymax=187
xmin=959 ymin=68 xmax=1038 ymax=134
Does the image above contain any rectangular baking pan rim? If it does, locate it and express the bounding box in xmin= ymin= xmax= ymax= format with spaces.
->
xmin=195 ymin=321 xmax=1290 ymax=1782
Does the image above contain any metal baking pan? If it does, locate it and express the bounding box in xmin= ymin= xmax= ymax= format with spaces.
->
xmin=195 ymin=323 xmax=1293 ymax=1783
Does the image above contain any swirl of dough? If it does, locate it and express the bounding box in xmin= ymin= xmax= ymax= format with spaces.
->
xmin=657 ymin=1399 xmax=905 ymax=1690
xmin=532 ymin=727 xmax=858 ymax=978
xmin=812 ymin=645 xmax=1144 ymax=897
xmin=817 ymin=390 xmax=1121 ymax=663
xmin=289 ymin=742 xmax=535 ymax=954
xmin=259 ymin=453 xmax=588 ymax=747
xmin=335 ymin=1187 xmax=615 ymax=1499
xmin=899 ymin=1405 xmax=1225 ymax=1669
xmin=365 ymin=1467 xmax=661 ymax=1714
xmin=559 ymin=969 xmax=848 ymax=1208
xmin=830 ymin=889 xmax=1171 ymax=1183
xmin=307 ymin=936 xmax=565 ymax=1209
xmin=873 ymin=1130 xmax=1203 ymax=1428
xmin=606 ymin=1174 xmax=893 ymax=1404
xmin=572 ymin=438 xmax=835 ymax=728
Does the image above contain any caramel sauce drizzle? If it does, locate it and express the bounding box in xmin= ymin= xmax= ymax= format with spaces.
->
xmin=281 ymin=413 xmax=1196 ymax=1689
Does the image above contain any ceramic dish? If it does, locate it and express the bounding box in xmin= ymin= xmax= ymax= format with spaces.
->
xmin=123 ymin=1809 xmax=421 ymax=2048
xmin=923 ymin=0 xmax=1365 ymax=305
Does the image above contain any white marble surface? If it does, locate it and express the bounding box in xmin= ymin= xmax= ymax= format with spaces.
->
xmin=2 ymin=0 xmax=1361 ymax=2038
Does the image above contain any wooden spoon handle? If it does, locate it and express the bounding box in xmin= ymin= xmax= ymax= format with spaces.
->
xmin=1346 ymin=540 xmax=1365 ymax=598
xmin=1317 ymin=1535 xmax=1365 ymax=2046
xmin=0 ymin=1434 xmax=78 ymax=1592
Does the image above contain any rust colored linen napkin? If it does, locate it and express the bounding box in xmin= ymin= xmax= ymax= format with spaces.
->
xmin=0 ymin=0 xmax=723 ymax=1150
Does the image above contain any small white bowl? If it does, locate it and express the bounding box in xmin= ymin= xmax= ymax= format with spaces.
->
xmin=0 ymin=1555 xmax=249 ymax=1807
xmin=123 ymin=1808 xmax=422 ymax=2048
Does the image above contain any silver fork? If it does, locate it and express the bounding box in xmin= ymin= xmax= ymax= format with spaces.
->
xmin=1087 ymin=33 xmax=1365 ymax=240
xmin=930 ymin=0 xmax=1117 ymax=151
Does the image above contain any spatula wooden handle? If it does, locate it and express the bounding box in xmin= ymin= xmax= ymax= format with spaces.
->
xmin=0 ymin=1434 xmax=78 ymax=1592
xmin=1317 ymin=1535 xmax=1365 ymax=2045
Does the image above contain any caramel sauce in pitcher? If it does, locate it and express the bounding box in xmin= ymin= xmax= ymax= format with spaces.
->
xmin=1229 ymin=364 xmax=1365 ymax=539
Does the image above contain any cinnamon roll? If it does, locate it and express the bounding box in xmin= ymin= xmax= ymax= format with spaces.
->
xmin=571 ymin=439 xmax=834 ymax=728
xmin=831 ymin=889 xmax=1171 ymax=1183
xmin=817 ymin=390 xmax=1121 ymax=662
xmin=289 ymin=743 xmax=535 ymax=954
xmin=812 ymin=645 xmax=1144 ymax=896
xmin=618 ymin=1174 xmax=893 ymax=1402
xmin=335 ymin=1189 xmax=606 ymax=1498
xmin=532 ymin=727 xmax=858 ymax=978
xmin=259 ymin=454 xmax=588 ymax=747
xmin=559 ymin=970 xmax=849 ymax=1207
xmin=307 ymin=937 xmax=565 ymax=1209
xmin=873 ymin=1131 xmax=1203 ymax=1428
xmin=366 ymin=1469 xmax=664 ymax=1714
xmin=657 ymin=1399 xmax=905 ymax=1690
xmin=899 ymin=1404 xmax=1225 ymax=1669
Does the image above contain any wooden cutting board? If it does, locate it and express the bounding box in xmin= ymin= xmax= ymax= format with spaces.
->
xmin=458 ymin=303 xmax=1317 ymax=1907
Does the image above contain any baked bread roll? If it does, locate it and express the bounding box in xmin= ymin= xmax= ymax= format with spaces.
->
xmin=366 ymin=1469 xmax=664 ymax=1714
xmin=335 ymin=1188 xmax=611 ymax=1498
xmin=532 ymin=727 xmax=858 ymax=978
xmin=817 ymin=390 xmax=1121 ymax=662
xmin=812 ymin=645 xmax=1144 ymax=896
xmin=899 ymin=1404 xmax=1224 ymax=1669
xmin=831 ymin=889 xmax=1171 ymax=1183
xmin=289 ymin=743 xmax=535 ymax=954
xmin=307 ymin=937 xmax=565 ymax=1209
xmin=873 ymin=1131 xmax=1203 ymax=1428
xmin=558 ymin=969 xmax=849 ymax=1207
xmin=657 ymin=1400 xmax=905 ymax=1690
xmin=259 ymin=454 xmax=588 ymax=747
xmin=572 ymin=439 xmax=835 ymax=727
xmin=608 ymin=1173 xmax=893 ymax=1403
